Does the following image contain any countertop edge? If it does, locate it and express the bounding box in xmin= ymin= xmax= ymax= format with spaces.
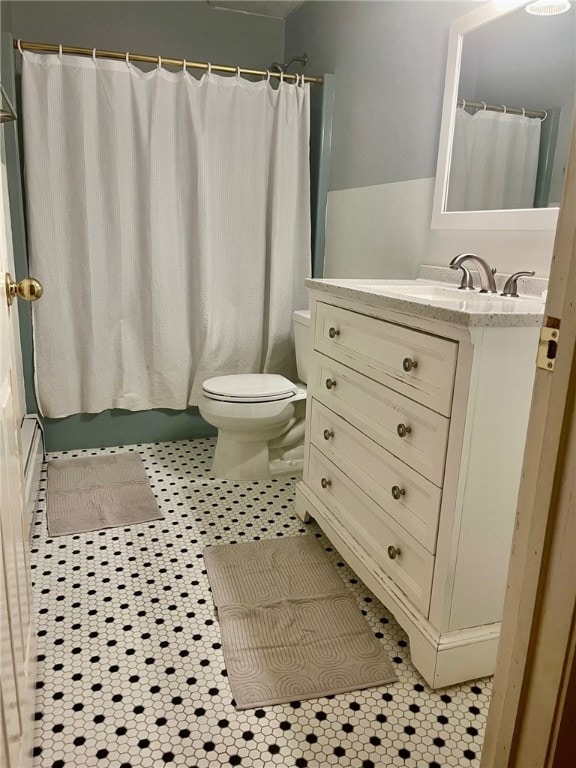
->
xmin=304 ymin=279 xmax=544 ymax=329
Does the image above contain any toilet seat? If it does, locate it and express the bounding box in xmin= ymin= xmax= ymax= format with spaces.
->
xmin=202 ymin=374 xmax=297 ymax=403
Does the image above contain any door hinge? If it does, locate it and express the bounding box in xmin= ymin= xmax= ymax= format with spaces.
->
xmin=536 ymin=327 xmax=560 ymax=371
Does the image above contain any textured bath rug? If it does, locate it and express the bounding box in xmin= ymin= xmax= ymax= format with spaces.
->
xmin=204 ymin=534 xmax=397 ymax=710
xmin=46 ymin=453 xmax=162 ymax=537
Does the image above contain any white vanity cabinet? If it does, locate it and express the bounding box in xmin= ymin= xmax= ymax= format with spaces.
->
xmin=296 ymin=282 xmax=541 ymax=688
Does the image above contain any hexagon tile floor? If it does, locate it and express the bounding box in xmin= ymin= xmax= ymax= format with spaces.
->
xmin=30 ymin=438 xmax=491 ymax=768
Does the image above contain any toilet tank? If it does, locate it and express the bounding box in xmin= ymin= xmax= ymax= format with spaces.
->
xmin=293 ymin=309 xmax=311 ymax=384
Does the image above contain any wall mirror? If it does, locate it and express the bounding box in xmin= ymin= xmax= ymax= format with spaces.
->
xmin=432 ymin=0 xmax=575 ymax=230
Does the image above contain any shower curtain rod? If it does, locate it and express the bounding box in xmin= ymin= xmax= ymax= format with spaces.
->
xmin=458 ymin=98 xmax=546 ymax=120
xmin=13 ymin=39 xmax=324 ymax=85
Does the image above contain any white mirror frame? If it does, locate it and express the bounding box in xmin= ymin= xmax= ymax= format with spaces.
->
xmin=431 ymin=0 xmax=560 ymax=231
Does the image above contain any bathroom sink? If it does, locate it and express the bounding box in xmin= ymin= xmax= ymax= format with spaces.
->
xmin=354 ymin=283 xmax=495 ymax=302
xmin=306 ymin=277 xmax=546 ymax=328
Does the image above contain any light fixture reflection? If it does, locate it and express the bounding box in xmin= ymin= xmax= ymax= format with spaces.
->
xmin=526 ymin=0 xmax=572 ymax=15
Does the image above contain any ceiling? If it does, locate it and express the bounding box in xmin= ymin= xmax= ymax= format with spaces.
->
xmin=207 ymin=1 xmax=305 ymax=19
xmin=206 ymin=0 xmax=486 ymax=21
xmin=206 ymin=0 xmax=487 ymax=18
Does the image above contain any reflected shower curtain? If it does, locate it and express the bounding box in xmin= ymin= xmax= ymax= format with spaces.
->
xmin=447 ymin=107 xmax=541 ymax=211
xmin=22 ymin=52 xmax=310 ymax=417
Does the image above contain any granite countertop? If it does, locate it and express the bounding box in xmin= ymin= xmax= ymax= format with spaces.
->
xmin=305 ymin=266 xmax=547 ymax=328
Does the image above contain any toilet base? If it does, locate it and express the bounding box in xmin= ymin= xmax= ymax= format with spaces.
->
xmin=211 ymin=431 xmax=304 ymax=481
xmin=211 ymin=430 xmax=271 ymax=480
xmin=206 ymin=399 xmax=306 ymax=481
xmin=268 ymin=445 xmax=304 ymax=477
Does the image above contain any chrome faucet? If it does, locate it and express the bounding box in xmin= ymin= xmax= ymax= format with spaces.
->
xmin=449 ymin=253 xmax=498 ymax=293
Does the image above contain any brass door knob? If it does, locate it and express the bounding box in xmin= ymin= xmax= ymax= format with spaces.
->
xmin=5 ymin=273 xmax=43 ymax=307
xmin=325 ymin=378 xmax=337 ymax=390
xmin=329 ymin=327 xmax=340 ymax=339
xmin=391 ymin=485 xmax=406 ymax=500
xmin=397 ymin=423 xmax=412 ymax=438
xmin=387 ymin=545 xmax=401 ymax=560
xmin=323 ymin=429 xmax=334 ymax=441
xmin=321 ymin=477 xmax=331 ymax=489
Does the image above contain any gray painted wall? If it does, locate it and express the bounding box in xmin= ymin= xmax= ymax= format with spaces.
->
xmin=4 ymin=0 xmax=284 ymax=451
xmin=461 ymin=7 xmax=575 ymax=118
xmin=8 ymin=1 xmax=284 ymax=71
xmin=285 ymin=1 xmax=472 ymax=191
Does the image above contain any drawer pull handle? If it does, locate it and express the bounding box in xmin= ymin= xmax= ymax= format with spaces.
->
xmin=321 ymin=477 xmax=332 ymax=489
xmin=329 ymin=327 xmax=340 ymax=339
xmin=323 ymin=429 xmax=334 ymax=441
xmin=325 ymin=378 xmax=337 ymax=390
xmin=387 ymin=545 xmax=401 ymax=560
xmin=397 ymin=423 xmax=412 ymax=438
xmin=403 ymin=357 xmax=418 ymax=372
xmin=391 ymin=485 xmax=406 ymax=500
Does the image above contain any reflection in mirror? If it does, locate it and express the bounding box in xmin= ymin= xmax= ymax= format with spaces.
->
xmin=447 ymin=4 xmax=575 ymax=213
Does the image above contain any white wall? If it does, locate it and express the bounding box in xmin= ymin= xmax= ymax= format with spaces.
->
xmin=286 ymin=1 xmax=565 ymax=279
xmin=325 ymin=179 xmax=556 ymax=278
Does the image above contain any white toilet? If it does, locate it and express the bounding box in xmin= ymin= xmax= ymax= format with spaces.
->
xmin=198 ymin=309 xmax=311 ymax=480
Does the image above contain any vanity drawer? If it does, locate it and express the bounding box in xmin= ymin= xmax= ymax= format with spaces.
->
xmin=314 ymin=302 xmax=458 ymax=416
xmin=308 ymin=446 xmax=434 ymax=615
xmin=310 ymin=400 xmax=441 ymax=553
xmin=311 ymin=353 xmax=449 ymax=485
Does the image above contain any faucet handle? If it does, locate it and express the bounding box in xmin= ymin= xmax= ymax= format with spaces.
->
xmin=450 ymin=263 xmax=475 ymax=291
xmin=501 ymin=271 xmax=536 ymax=298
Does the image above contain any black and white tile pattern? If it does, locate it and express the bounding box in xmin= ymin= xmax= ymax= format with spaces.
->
xmin=31 ymin=438 xmax=490 ymax=768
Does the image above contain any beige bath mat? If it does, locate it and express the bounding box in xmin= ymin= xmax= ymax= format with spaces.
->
xmin=46 ymin=453 xmax=162 ymax=536
xmin=204 ymin=535 xmax=397 ymax=710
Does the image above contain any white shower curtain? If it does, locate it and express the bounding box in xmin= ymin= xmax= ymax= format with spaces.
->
xmin=22 ymin=52 xmax=311 ymax=417
xmin=447 ymin=107 xmax=541 ymax=212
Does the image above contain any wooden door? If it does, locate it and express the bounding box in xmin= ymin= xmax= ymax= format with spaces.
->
xmin=480 ymin=105 xmax=576 ymax=768
xmin=0 ymin=41 xmax=34 ymax=768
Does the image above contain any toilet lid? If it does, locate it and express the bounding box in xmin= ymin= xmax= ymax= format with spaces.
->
xmin=202 ymin=374 xmax=297 ymax=402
